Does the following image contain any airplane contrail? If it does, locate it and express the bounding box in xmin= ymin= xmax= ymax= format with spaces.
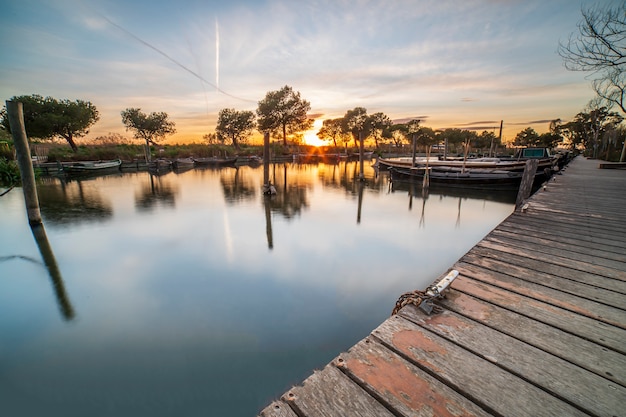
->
xmin=100 ymin=13 xmax=255 ymax=103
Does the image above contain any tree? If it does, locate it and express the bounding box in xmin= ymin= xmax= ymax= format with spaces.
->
xmin=256 ymin=85 xmax=313 ymax=146
xmin=438 ymin=128 xmax=469 ymax=154
xmin=559 ymin=2 xmax=626 ymax=161
xmin=368 ymin=112 xmax=392 ymax=149
xmin=316 ymin=118 xmax=348 ymax=147
xmin=341 ymin=107 xmax=372 ymax=147
xmin=0 ymin=94 xmax=99 ymax=152
xmin=121 ymin=108 xmax=176 ymax=161
xmin=215 ymin=108 xmax=256 ymax=150
xmin=514 ymin=127 xmax=541 ymax=147
xmin=561 ymin=105 xmax=623 ymax=156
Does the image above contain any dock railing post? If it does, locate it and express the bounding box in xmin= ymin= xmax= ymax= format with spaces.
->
xmin=516 ymin=159 xmax=538 ymax=209
xmin=6 ymin=100 xmax=42 ymax=225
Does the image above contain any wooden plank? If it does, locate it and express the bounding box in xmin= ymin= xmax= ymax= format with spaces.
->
xmin=399 ymin=305 xmax=626 ymax=417
xmin=484 ymin=232 xmax=626 ymax=271
xmin=475 ymin=239 xmax=626 ymax=281
xmin=373 ymin=316 xmax=589 ymax=417
xmin=450 ymin=275 xmax=626 ymax=354
xmin=468 ymin=243 xmax=626 ymax=290
xmin=439 ymin=289 xmax=626 ymax=387
xmin=454 ymin=261 xmax=626 ymax=327
xmin=458 ymin=254 xmax=626 ymax=310
xmin=597 ymin=162 xmax=626 ymax=169
xmin=499 ymin=217 xmax=626 ymax=252
xmin=520 ymin=202 xmax=626 ymax=228
xmin=490 ymin=227 xmax=626 ymax=263
xmin=258 ymin=401 xmax=298 ymax=417
xmin=502 ymin=216 xmax=626 ymax=248
xmin=282 ymin=365 xmax=395 ymax=417
xmin=335 ymin=337 xmax=493 ymax=417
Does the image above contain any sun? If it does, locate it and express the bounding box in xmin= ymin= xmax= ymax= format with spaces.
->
xmin=303 ymin=118 xmax=326 ymax=147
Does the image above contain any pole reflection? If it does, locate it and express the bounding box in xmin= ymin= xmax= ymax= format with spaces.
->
xmin=30 ymin=223 xmax=75 ymax=321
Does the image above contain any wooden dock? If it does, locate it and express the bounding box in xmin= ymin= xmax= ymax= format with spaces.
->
xmin=258 ymin=156 xmax=626 ymax=417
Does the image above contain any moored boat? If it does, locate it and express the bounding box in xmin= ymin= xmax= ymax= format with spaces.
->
xmin=62 ymin=159 xmax=122 ymax=175
xmin=389 ymin=165 xmax=526 ymax=188
xmin=192 ymin=156 xmax=239 ymax=167
xmin=172 ymin=158 xmax=195 ymax=170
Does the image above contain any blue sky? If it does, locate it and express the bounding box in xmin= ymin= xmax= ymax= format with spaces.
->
xmin=0 ymin=0 xmax=613 ymax=144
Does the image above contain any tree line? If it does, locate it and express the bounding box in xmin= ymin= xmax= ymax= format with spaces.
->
xmin=2 ymin=1 xmax=626 ymax=161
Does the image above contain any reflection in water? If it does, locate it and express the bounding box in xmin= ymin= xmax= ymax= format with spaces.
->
xmin=135 ymin=173 xmax=177 ymax=211
xmin=30 ymin=223 xmax=75 ymax=320
xmin=356 ymin=181 xmax=364 ymax=224
xmin=37 ymin=177 xmax=113 ymax=225
xmin=220 ymin=167 xmax=256 ymax=204
xmin=0 ymin=161 xmax=518 ymax=417
xmin=264 ymin=195 xmax=274 ymax=250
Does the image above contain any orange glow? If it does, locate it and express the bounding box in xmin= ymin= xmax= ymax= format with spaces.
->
xmin=303 ymin=118 xmax=326 ymax=147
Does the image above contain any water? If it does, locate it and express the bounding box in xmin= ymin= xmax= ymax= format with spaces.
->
xmin=0 ymin=161 xmax=515 ymax=416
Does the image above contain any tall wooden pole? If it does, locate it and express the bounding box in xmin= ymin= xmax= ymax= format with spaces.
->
xmin=6 ymin=101 xmax=42 ymax=225
xmin=358 ymin=131 xmax=365 ymax=180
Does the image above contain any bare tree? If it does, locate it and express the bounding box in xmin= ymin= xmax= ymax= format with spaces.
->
xmin=559 ymin=3 xmax=626 ymax=161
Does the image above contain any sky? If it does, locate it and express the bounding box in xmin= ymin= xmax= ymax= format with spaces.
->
xmin=0 ymin=0 xmax=616 ymax=145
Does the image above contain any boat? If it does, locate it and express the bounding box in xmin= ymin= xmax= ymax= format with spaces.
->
xmin=172 ymin=158 xmax=195 ymax=170
xmin=378 ymin=147 xmax=559 ymax=173
xmin=62 ymin=159 xmax=122 ymax=175
xmin=192 ymin=156 xmax=238 ymax=167
xmin=148 ymin=158 xmax=173 ymax=172
xmin=388 ymin=165 xmax=545 ymax=189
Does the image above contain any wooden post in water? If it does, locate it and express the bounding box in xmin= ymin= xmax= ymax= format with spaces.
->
xmin=262 ymin=132 xmax=275 ymax=195
xmin=358 ymin=131 xmax=365 ymax=181
xmin=516 ymin=159 xmax=538 ymax=208
xmin=6 ymin=101 xmax=42 ymax=225
xmin=411 ymin=134 xmax=417 ymax=166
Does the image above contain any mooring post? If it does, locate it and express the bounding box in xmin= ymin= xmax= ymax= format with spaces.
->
xmin=6 ymin=101 xmax=42 ymax=225
xmin=358 ymin=131 xmax=365 ymax=180
xmin=516 ymin=159 xmax=538 ymax=209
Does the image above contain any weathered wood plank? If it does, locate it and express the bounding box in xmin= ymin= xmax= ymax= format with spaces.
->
xmin=450 ymin=275 xmax=626 ymax=354
xmin=336 ymin=337 xmax=493 ymax=417
xmin=502 ymin=216 xmax=626 ymax=249
xmin=399 ymin=305 xmax=626 ymax=417
xmin=282 ymin=365 xmax=395 ymax=417
xmin=474 ymin=239 xmax=626 ymax=282
xmin=490 ymin=227 xmax=626 ymax=263
xmin=458 ymin=254 xmax=626 ymax=310
xmin=498 ymin=217 xmax=626 ymax=252
xmin=466 ymin=245 xmax=626 ymax=293
xmin=483 ymin=232 xmax=626 ymax=271
xmin=518 ymin=203 xmax=626 ymax=229
xmin=454 ymin=261 xmax=626 ymax=327
xmin=258 ymin=401 xmax=298 ymax=417
xmin=373 ymin=316 xmax=589 ymax=417
xmin=439 ymin=289 xmax=626 ymax=387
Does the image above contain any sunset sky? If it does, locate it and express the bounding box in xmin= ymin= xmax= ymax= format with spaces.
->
xmin=0 ymin=0 xmax=613 ymax=145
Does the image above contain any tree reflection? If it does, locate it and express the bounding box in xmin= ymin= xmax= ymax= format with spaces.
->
xmin=265 ymin=164 xmax=310 ymax=219
xmin=37 ymin=177 xmax=113 ymax=225
xmin=220 ymin=167 xmax=256 ymax=204
xmin=135 ymin=173 xmax=177 ymax=211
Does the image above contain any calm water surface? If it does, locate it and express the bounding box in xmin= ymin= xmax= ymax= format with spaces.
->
xmin=0 ymin=161 xmax=515 ymax=416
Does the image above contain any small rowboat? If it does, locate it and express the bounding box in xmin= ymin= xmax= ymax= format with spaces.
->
xmin=62 ymin=159 xmax=122 ymax=175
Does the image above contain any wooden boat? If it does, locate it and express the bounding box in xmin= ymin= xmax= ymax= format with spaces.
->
xmin=172 ymin=158 xmax=195 ymax=170
xmin=192 ymin=156 xmax=238 ymax=167
xmin=378 ymin=147 xmax=558 ymax=173
xmin=62 ymin=159 xmax=122 ymax=175
xmin=388 ymin=165 xmax=530 ymax=188
xmin=148 ymin=158 xmax=173 ymax=172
